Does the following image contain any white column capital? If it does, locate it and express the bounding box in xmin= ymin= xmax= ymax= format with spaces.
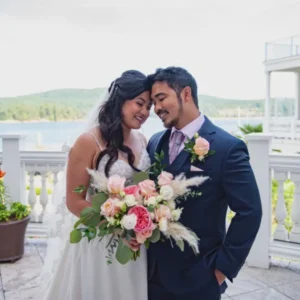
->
xmin=0 ymin=133 xmax=27 ymax=140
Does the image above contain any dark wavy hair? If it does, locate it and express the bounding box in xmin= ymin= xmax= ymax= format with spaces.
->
xmin=96 ymin=70 xmax=150 ymax=177
xmin=148 ymin=67 xmax=199 ymax=108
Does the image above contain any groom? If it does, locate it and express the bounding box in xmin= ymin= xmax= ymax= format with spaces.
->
xmin=146 ymin=67 xmax=262 ymax=300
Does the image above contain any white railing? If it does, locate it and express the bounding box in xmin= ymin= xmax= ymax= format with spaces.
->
xmin=265 ymin=35 xmax=300 ymax=61
xmin=0 ymin=134 xmax=68 ymax=237
xmin=267 ymin=118 xmax=300 ymax=140
xmin=1 ymin=133 xmax=300 ymax=267
xmin=245 ymin=134 xmax=300 ymax=268
xmin=22 ymin=151 xmax=67 ymax=223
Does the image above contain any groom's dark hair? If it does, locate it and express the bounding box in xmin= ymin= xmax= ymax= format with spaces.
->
xmin=148 ymin=67 xmax=199 ymax=108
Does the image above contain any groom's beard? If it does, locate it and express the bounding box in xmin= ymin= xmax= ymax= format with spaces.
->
xmin=163 ymin=116 xmax=180 ymax=129
xmin=159 ymin=105 xmax=183 ymax=129
xmin=157 ymin=110 xmax=182 ymax=129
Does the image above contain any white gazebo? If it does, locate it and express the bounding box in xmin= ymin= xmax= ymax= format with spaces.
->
xmin=264 ymin=35 xmax=300 ymax=142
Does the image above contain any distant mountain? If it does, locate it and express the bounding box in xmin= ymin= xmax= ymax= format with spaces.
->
xmin=0 ymin=88 xmax=292 ymax=121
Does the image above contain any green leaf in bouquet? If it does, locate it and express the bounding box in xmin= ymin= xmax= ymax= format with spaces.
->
xmin=85 ymin=214 xmax=101 ymax=227
xmin=176 ymin=239 xmax=185 ymax=251
xmin=98 ymin=228 xmax=108 ymax=238
xmin=73 ymin=218 xmax=83 ymax=229
xmin=209 ymin=150 xmax=216 ymax=155
xmin=159 ymin=150 xmax=164 ymax=159
xmin=80 ymin=207 xmax=95 ymax=218
xmin=133 ymin=249 xmax=140 ymax=261
xmin=92 ymin=192 xmax=108 ymax=213
xmin=132 ymin=171 xmax=149 ymax=184
xmin=98 ymin=220 xmax=108 ymax=230
xmin=70 ymin=229 xmax=82 ymax=243
xmin=147 ymin=205 xmax=155 ymax=212
xmin=144 ymin=239 xmax=150 ymax=249
xmin=149 ymin=228 xmax=161 ymax=243
xmin=116 ymin=239 xmax=134 ymax=265
xmin=74 ymin=185 xmax=85 ymax=194
xmin=86 ymin=226 xmax=97 ymax=241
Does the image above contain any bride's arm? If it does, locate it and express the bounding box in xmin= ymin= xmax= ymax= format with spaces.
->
xmin=66 ymin=133 xmax=98 ymax=218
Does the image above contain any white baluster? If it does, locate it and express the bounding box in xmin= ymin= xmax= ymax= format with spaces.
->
xmin=274 ymin=171 xmax=289 ymax=241
xmin=53 ymin=171 xmax=59 ymax=186
xmin=289 ymin=172 xmax=300 ymax=243
xmin=28 ymin=171 xmax=37 ymax=222
xmin=48 ymin=170 xmax=59 ymax=211
xmin=38 ymin=171 xmax=49 ymax=222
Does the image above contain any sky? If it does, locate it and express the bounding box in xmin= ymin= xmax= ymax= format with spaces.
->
xmin=0 ymin=0 xmax=300 ymax=99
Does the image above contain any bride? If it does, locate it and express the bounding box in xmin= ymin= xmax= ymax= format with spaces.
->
xmin=39 ymin=70 xmax=152 ymax=300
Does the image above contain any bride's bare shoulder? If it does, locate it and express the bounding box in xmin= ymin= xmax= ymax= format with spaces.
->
xmin=70 ymin=128 xmax=104 ymax=156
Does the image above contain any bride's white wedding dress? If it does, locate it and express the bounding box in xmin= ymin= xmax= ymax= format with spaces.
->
xmin=40 ymin=134 xmax=151 ymax=300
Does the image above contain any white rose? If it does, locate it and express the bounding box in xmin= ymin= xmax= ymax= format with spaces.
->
xmin=147 ymin=196 xmax=157 ymax=206
xmin=160 ymin=185 xmax=174 ymax=201
xmin=171 ymin=208 xmax=183 ymax=221
xmin=159 ymin=218 xmax=168 ymax=232
xmin=121 ymin=214 xmax=137 ymax=230
xmin=124 ymin=195 xmax=137 ymax=207
xmin=156 ymin=195 xmax=163 ymax=203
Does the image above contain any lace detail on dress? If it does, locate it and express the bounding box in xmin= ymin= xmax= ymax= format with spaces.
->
xmin=98 ymin=148 xmax=151 ymax=181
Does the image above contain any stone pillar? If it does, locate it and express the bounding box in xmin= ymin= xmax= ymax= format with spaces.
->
xmin=245 ymin=133 xmax=273 ymax=269
xmin=0 ymin=134 xmax=27 ymax=204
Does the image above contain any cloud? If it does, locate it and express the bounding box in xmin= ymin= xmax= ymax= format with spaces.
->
xmin=0 ymin=0 xmax=300 ymax=98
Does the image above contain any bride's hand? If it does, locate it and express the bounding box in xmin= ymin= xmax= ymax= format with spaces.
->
xmin=123 ymin=238 xmax=140 ymax=252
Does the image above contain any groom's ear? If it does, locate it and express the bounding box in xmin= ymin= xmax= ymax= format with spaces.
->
xmin=181 ymin=86 xmax=193 ymax=104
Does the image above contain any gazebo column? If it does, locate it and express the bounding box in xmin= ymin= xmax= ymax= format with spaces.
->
xmin=264 ymin=71 xmax=271 ymax=132
xmin=296 ymin=72 xmax=300 ymax=120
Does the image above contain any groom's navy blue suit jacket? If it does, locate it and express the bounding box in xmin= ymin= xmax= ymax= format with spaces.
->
xmin=147 ymin=116 xmax=262 ymax=294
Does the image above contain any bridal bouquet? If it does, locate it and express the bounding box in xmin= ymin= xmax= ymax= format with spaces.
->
xmin=70 ymin=159 xmax=207 ymax=265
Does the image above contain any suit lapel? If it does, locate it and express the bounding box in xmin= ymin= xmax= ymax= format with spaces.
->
xmin=153 ymin=129 xmax=171 ymax=167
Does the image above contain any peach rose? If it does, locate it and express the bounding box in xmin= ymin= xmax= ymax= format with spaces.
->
xmin=155 ymin=205 xmax=171 ymax=222
xmin=193 ymin=137 xmax=210 ymax=158
xmin=158 ymin=171 xmax=173 ymax=186
xmin=107 ymin=175 xmax=126 ymax=194
xmin=128 ymin=205 xmax=153 ymax=232
xmin=138 ymin=179 xmax=156 ymax=197
xmin=101 ymin=198 xmax=121 ymax=217
xmin=135 ymin=229 xmax=153 ymax=244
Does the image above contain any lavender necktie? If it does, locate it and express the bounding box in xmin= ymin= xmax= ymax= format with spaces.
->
xmin=169 ymin=130 xmax=185 ymax=164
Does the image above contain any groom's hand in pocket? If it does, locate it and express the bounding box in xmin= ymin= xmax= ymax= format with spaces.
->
xmin=214 ymin=269 xmax=226 ymax=286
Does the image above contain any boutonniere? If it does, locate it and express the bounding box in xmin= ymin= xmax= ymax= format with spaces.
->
xmin=184 ymin=133 xmax=215 ymax=163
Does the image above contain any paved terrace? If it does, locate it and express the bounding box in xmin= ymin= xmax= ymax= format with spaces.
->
xmin=1 ymin=240 xmax=300 ymax=300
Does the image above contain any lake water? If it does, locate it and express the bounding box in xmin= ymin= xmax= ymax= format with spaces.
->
xmin=0 ymin=117 xmax=262 ymax=151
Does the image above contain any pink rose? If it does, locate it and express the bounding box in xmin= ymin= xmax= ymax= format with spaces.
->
xmin=158 ymin=171 xmax=174 ymax=186
xmin=101 ymin=198 xmax=121 ymax=217
xmin=128 ymin=205 xmax=153 ymax=232
xmin=135 ymin=229 xmax=153 ymax=244
xmin=124 ymin=185 xmax=142 ymax=203
xmin=193 ymin=137 xmax=210 ymax=157
xmin=138 ymin=179 xmax=156 ymax=197
xmin=155 ymin=205 xmax=171 ymax=222
xmin=107 ymin=175 xmax=126 ymax=194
